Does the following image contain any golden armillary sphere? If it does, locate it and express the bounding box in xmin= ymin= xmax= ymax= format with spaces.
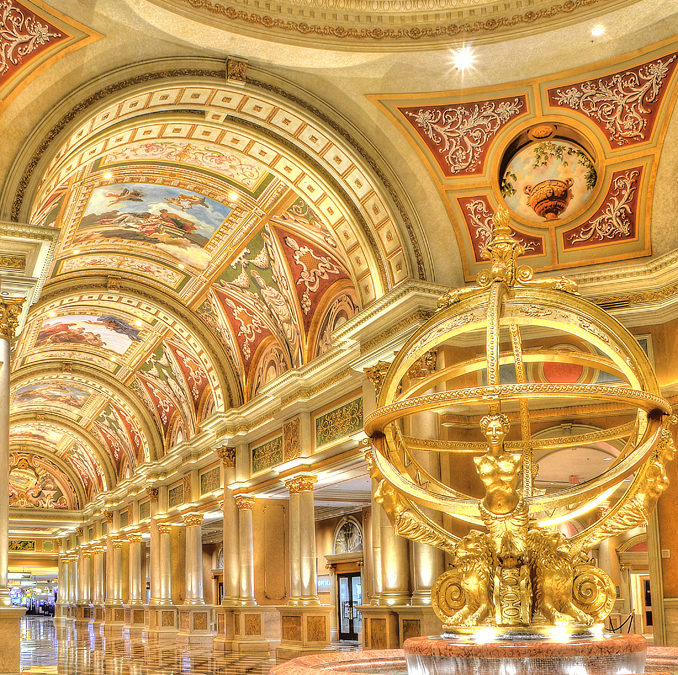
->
xmin=364 ymin=209 xmax=674 ymax=633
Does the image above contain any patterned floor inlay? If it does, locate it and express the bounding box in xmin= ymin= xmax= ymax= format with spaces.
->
xmin=20 ymin=616 xmax=277 ymax=674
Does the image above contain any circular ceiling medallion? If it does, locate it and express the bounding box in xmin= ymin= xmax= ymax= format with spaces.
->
xmin=500 ymin=126 xmax=597 ymax=225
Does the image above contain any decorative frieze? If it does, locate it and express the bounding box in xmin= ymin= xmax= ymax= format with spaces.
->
xmin=283 ymin=417 xmax=301 ymax=461
xmin=200 ymin=466 xmax=220 ymax=494
xmin=315 ymin=397 xmax=363 ymax=447
xmin=251 ymin=436 xmax=283 ymax=473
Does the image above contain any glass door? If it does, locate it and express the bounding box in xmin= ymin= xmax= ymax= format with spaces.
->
xmin=337 ymin=573 xmax=362 ymax=640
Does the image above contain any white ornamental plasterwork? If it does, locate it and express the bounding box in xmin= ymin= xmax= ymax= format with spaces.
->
xmin=0 ymin=0 xmax=61 ymax=77
xmin=554 ymin=55 xmax=677 ymax=146
xmin=465 ymin=199 xmax=537 ymax=256
xmin=568 ymin=170 xmax=640 ymax=245
xmin=406 ymin=98 xmax=524 ymax=174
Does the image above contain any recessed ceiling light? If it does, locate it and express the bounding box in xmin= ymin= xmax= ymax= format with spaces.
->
xmin=228 ymin=192 xmax=239 ymax=201
xmin=73 ymin=249 xmax=80 ymax=254
xmin=111 ymin=357 xmax=117 ymax=362
xmin=135 ymin=320 xmax=142 ymax=326
xmin=591 ymin=24 xmax=605 ymax=37
xmin=103 ymin=172 xmax=113 ymax=179
xmin=48 ymin=311 xmax=55 ymax=318
xmin=450 ymin=45 xmax=475 ymax=72
xmin=178 ymin=263 xmax=185 ymax=269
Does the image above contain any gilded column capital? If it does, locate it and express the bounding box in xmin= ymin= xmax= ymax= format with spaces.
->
xmin=111 ymin=539 xmax=125 ymax=549
xmin=146 ymin=487 xmax=159 ymax=502
xmin=75 ymin=527 xmax=84 ymax=537
xmin=127 ymin=533 xmax=144 ymax=544
xmin=103 ymin=510 xmax=114 ymax=523
xmin=285 ymin=475 xmax=317 ymax=494
xmin=157 ymin=523 xmax=172 ymax=535
xmin=408 ymin=348 xmax=438 ymax=379
xmin=0 ymin=297 xmax=24 ymax=341
xmin=364 ymin=361 xmax=391 ymax=398
xmin=82 ymin=549 xmax=94 ymax=559
xmin=183 ymin=512 xmax=204 ymax=527
xmin=216 ymin=445 xmax=236 ymax=467
xmin=234 ymin=494 xmax=255 ymax=510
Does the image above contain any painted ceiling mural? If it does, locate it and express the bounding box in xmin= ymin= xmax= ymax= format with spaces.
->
xmin=11 ymin=96 xmax=371 ymax=508
xmin=372 ymin=44 xmax=678 ymax=280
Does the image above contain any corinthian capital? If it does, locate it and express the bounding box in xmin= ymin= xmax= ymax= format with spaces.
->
xmin=0 ymin=297 xmax=24 ymax=341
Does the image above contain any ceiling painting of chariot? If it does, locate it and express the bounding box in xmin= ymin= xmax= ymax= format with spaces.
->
xmin=76 ymin=183 xmax=232 ymax=269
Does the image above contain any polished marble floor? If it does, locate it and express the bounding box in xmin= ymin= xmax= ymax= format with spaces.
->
xmin=20 ymin=616 xmax=277 ymax=674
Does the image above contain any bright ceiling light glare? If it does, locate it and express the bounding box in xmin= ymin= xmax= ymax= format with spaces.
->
xmin=73 ymin=249 xmax=80 ymax=254
xmin=178 ymin=263 xmax=185 ymax=269
xmin=450 ymin=45 xmax=476 ymax=73
xmin=591 ymin=24 xmax=605 ymax=37
xmin=135 ymin=319 xmax=142 ymax=326
xmin=103 ymin=172 xmax=113 ymax=179
xmin=228 ymin=191 xmax=239 ymax=201
xmin=47 ymin=311 xmax=55 ymax=318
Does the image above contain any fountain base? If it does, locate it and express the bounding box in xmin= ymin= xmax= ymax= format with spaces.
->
xmin=404 ymin=632 xmax=647 ymax=675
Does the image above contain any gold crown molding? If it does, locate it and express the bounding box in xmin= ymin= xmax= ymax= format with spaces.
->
xmin=162 ymin=0 xmax=632 ymax=49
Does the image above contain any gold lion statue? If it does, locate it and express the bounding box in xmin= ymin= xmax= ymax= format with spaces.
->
xmin=433 ymin=530 xmax=494 ymax=627
xmin=528 ymin=530 xmax=594 ymax=625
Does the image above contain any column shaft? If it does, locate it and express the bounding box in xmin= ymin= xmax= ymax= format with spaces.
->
xmin=183 ymin=514 xmax=205 ymax=605
xmin=92 ymin=550 xmax=105 ymax=604
xmin=158 ymin=525 xmax=172 ymax=604
xmin=0 ymin=335 xmax=10 ymax=604
xmin=128 ymin=536 xmax=144 ymax=604
xmin=299 ymin=488 xmax=319 ymax=605
xmin=220 ymin=454 xmax=240 ymax=606
xmin=111 ymin=542 xmax=123 ymax=604
xmin=236 ymin=496 xmax=256 ymax=605
xmin=288 ymin=490 xmax=301 ymax=604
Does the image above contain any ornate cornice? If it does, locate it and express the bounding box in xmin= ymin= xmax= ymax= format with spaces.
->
xmin=166 ymin=0 xmax=618 ymax=48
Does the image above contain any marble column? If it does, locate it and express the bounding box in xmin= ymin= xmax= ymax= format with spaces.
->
xmin=157 ymin=524 xmax=173 ymax=605
xmin=127 ymin=534 xmax=144 ymax=605
xmin=92 ymin=547 xmax=106 ymax=605
xmin=183 ymin=513 xmax=205 ymax=605
xmin=109 ymin=540 xmax=124 ymax=604
xmin=369 ymin=477 xmax=383 ymax=604
xmin=285 ymin=479 xmax=302 ymax=606
xmin=0 ymin=300 xmax=26 ymax=671
xmin=380 ymin=515 xmax=410 ymax=605
xmin=68 ymin=554 xmax=78 ymax=606
xmin=218 ymin=447 xmax=239 ymax=606
xmin=0 ymin=299 xmax=22 ymax=613
xmin=291 ymin=476 xmax=319 ymax=605
xmin=81 ymin=551 xmax=92 ymax=606
xmin=235 ymin=496 xmax=256 ymax=605
xmin=146 ymin=487 xmax=161 ymax=605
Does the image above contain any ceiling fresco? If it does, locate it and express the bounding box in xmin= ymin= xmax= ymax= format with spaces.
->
xmin=9 ymin=453 xmax=78 ymax=510
xmin=9 ymin=82 xmax=395 ymax=509
xmin=371 ymin=44 xmax=678 ymax=280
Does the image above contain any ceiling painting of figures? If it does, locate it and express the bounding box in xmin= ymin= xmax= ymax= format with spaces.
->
xmin=10 ymin=423 xmax=64 ymax=448
xmin=102 ymin=140 xmax=275 ymax=196
xmin=76 ymin=183 xmax=232 ymax=269
xmin=13 ymin=383 xmax=91 ymax=412
xmin=9 ymin=454 xmax=77 ymax=510
xmin=35 ymin=313 xmax=141 ymax=353
xmin=9 ymin=80 xmax=395 ymax=508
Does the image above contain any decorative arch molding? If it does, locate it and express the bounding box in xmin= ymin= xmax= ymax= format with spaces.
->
xmin=618 ymin=532 xmax=647 ymax=553
xmin=10 ymin=411 xmax=116 ymax=493
xmin=11 ymin=361 xmax=162 ymax=466
xmin=3 ymin=57 xmax=429 ymax=286
xmin=7 ymin=445 xmax=87 ymax=509
xmin=28 ymin=275 xmax=240 ymax=410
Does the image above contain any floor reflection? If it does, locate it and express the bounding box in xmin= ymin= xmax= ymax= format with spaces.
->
xmin=20 ymin=616 xmax=276 ymax=674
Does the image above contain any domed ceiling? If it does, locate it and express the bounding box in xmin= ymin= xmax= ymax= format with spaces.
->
xmin=150 ymin=0 xmax=641 ymax=49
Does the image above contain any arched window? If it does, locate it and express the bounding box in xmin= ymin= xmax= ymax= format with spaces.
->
xmin=334 ymin=517 xmax=363 ymax=554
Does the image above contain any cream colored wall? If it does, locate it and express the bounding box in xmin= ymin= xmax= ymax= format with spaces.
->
xmin=253 ymin=499 xmax=288 ymax=605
